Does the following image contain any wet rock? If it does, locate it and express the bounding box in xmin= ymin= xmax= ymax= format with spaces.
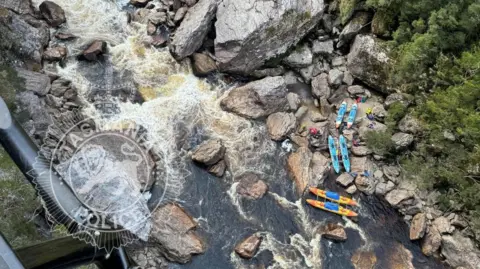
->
xmin=336 ymin=173 xmax=354 ymax=187
xmin=170 ymin=0 xmax=216 ymax=59
xmin=236 ymin=172 xmax=268 ymax=200
xmin=346 ymin=184 xmax=357 ymax=194
xmin=220 ymin=76 xmax=288 ymax=119
xmin=43 ymin=46 xmax=67 ymax=61
xmin=283 ymin=44 xmax=313 ymax=68
xmin=174 ymin=6 xmax=188 ymax=22
xmin=391 ymin=132 xmax=414 ymax=150
xmin=235 ymin=234 xmax=262 ymax=259
xmin=410 ymin=213 xmax=427 ymax=240
xmin=347 ymin=35 xmax=392 ymax=94
xmin=433 ymin=217 xmax=452 ymax=234
xmin=151 ymin=34 xmax=168 ymax=47
xmin=351 ymin=146 xmax=372 ymax=156
xmin=337 ymin=12 xmax=370 ymax=48
xmin=375 ymin=181 xmax=394 ymax=196
xmin=384 ymin=93 xmax=413 ymax=108
xmin=54 ymin=32 xmax=77 ymax=40
xmin=398 ymin=114 xmax=423 ymax=134
xmin=15 ymin=68 xmax=51 ymax=96
xmin=50 ymin=78 xmax=70 ymax=97
xmin=328 ymin=69 xmax=344 ymax=87
xmin=82 ymin=40 xmax=107 ymax=61
xmin=192 ymin=53 xmax=217 ymax=76
xmin=441 ymin=232 xmax=480 ymax=269
xmin=286 ymin=92 xmax=301 ymax=112
xmin=311 ymin=73 xmax=331 ymax=99
xmin=389 ymin=243 xmax=414 ymax=269
xmin=287 ymin=147 xmax=312 ymax=194
xmin=215 ymin=0 xmax=324 ymax=74
xmin=0 ymin=9 xmax=49 ymax=64
xmin=422 ymin=226 xmax=441 ymax=256
xmin=45 ymin=94 xmax=63 ymax=108
xmin=351 ymin=250 xmax=377 ymax=269
xmin=147 ymin=21 xmax=157 ymax=35
xmin=322 ymin=223 xmax=347 ymax=242
xmin=150 ymin=203 xmax=204 ymax=263
xmin=266 ymin=112 xmax=296 ymax=141
xmin=191 ymin=139 xmax=225 ymax=166
xmin=130 ymin=0 xmax=152 ymax=7
xmin=309 ymin=152 xmax=330 ymax=185
xmin=39 ymin=1 xmax=66 ymax=27
xmin=208 ymin=160 xmax=226 ymax=177
xmin=385 ymin=189 xmax=413 ymax=207
xmin=312 ymin=39 xmax=334 ymax=55
xmin=403 ymin=203 xmax=422 ymax=215
xmin=63 ymin=88 xmax=77 ymax=101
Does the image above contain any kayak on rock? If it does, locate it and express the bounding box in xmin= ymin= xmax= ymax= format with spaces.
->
xmin=306 ymin=199 xmax=358 ymax=217
xmin=339 ymin=135 xmax=350 ymax=172
xmin=309 ymin=187 xmax=358 ymax=206
xmin=328 ymin=135 xmax=340 ymax=173
xmin=335 ymin=101 xmax=347 ymax=128
xmin=347 ymin=103 xmax=358 ymax=129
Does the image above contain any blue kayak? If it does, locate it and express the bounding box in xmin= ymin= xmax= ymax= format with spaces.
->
xmin=335 ymin=101 xmax=347 ymax=128
xmin=328 ymin=136 xmax=340 ymax=173
xmin=347 ymin=103 xmax=358 ymax=129
xmin=339 ymin=135 xmax=350 ymax=172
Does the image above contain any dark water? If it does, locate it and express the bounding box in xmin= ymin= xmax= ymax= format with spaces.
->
xmin=167 ymin=151 xmax=445 ymax=269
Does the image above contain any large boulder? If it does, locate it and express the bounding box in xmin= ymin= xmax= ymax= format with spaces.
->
xmin=321 ymin=223 xmax=347 ymax=242
xmin=421 ymin=226 xmax=441 ymax=256
xmin=388 ymin=243 xmax=414 ymax=269
xmin=81 ymin=40 xmax=107 ymax=61
xmin=235 ymin=172 xmax=268 ymax=200
xmin=385 ymin=189 xmax=413 ymax=207
xmin=215 ymin=0 xmax=325 ymax=74
xmin=0 ymin=8 xmax=49 ymax=64
xmin=398 ymin=114 xmax=423 ymax=134
xmin=283 ymin=44 xmax=313 ymax=68
xmin=287 ymin=147 xmax=312 ymax=194
xmin=311 ymin=73 xmax=331 ymax=99
xmin=192 ymin=53 xmax=217 ymax=76
xmin=191 ymin=139 xmax=225 ymax=166
xmin=336 ymin=173 xmax=354 ymax=187
xmin=39 ymin=1 xmax=66 ymax=27
xmin=391 ymin=132 xmax=414 ymax=150
xmin=220 ymin=76 xmax=288 ymax=119
xmin=150 ymin=203 xmax=205 ymax=263
xmin=351 ymin=250 xmax=377 ymax=269
xmin=266 ymin=112 xmax=296 ymax=141
xmin=15 ymin=68 xmax=51 ymax=96
xmin=309 ymin=152 xmax=329 ymax=185
xmin=433 ymin=216 xmax=452 ymax=234
xmin=235 ymin=234 xmax=262 ymax=259
xmin=347 ymin=35 xmax=392 ymax=94
xmin=441 ymin=232 xmax=480 ymax=269
xmin=409 ymin=213 xmax=427 ymax=240
xmin=170 ymin=0 xmax=217 ymax=59
xmin=337 ymin=12 xmax=370 ymax=48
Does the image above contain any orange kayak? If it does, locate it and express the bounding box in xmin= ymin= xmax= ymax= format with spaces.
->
xmin=306 ymin=199 xmax=358 ymax=217
xmin=309 ymin=187 xmax=358 ymax=206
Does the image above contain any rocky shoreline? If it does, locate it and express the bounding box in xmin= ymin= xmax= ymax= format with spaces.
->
xmin=1 ymin=0 xmax=479 ymax=268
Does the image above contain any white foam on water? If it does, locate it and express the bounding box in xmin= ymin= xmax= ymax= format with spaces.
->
xmin=227 ymin=182 xmax=253 ymax=222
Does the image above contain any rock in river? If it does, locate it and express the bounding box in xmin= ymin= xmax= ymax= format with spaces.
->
xmin=287 ymin=147 xmax=312 ymax=194
xmin=150 ymin=203 xmax=205 ymax=263
xmin=215 ymin=0 xmax=325 ymax=74
xmin=235 ymin=234 xmax=262 ymax=259
xmin=422 ymin=226 xmax=442 ymax=256
xmin=410 ymin=213 xmax=427 ymax=240
xmin=351 ymin=250 xmax=377 ymax=269
xmin=191 ymin=139 xmax=225 ymax=166
xmin=81 ymin=40 xmax=107 ymax=61
xmin=235 ymin=172 xmax=268 ymax=200
xmin=192 ymin=53 xmax=217 ymax=76
xmin=347 ymin=35 xmax=392 ymax=94
xmin=170 ymin=0 xmax=217 ymax=59
xmin=39 ymin=1 xmax=66 ymax=27
xmin=322 ymin=223 xmax=347 ymax=242
xmin=266 ymin=112 xmax=296 ymax=141
xmin=220 ymin=76 xmax=288 ymax=119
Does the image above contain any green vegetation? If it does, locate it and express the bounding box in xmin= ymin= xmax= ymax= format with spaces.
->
xmin=0 ymin=146 xmax=42 ymax=248
xmin=339 ymin=0 xmax=357 ymax=24
xmin=365 ymin=130 xmax=395 ymax=156
xmin=366 ymin=0 xmax=480 ymax=232
xmin=0 ymin=64 xmax=24 ymax=109
xmin=385 ymin=101 xmax=408 ymax=129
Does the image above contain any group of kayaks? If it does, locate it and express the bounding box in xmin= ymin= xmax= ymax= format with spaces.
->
xmin=306 ymin=187 xmax=358 ymax=217
xmin=306 ymin=100 xmax=360 ymax=217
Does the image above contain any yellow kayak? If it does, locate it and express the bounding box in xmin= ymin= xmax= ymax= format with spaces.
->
xmin=306 ymin=199 xmax=358 ymax=217
xmin=309 ymin=187 xmax=358 ymax=206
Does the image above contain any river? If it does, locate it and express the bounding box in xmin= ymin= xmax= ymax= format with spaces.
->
xmin=31 ymin=0 xmax=446 ymax=268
